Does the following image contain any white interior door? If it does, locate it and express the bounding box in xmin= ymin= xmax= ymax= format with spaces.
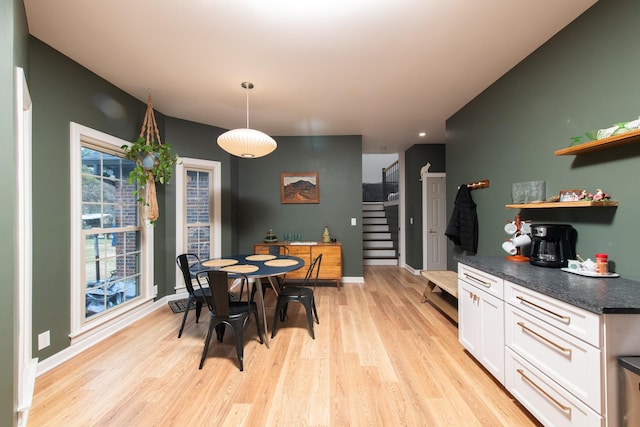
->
xmin=421 ymin=164 xmax=446 ymax=270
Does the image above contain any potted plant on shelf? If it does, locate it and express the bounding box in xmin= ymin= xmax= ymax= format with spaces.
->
xmin=122 ymin=94 xmax=178 ymax=224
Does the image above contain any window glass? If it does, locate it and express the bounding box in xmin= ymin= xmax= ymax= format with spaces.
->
xmin=185 ymin=169 xmax=212 ymax=261
xmin=81 ymin=145 xmax=141 ymax=319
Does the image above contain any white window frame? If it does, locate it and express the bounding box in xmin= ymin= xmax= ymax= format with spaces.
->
xmin=70 ymin=123 xmax=154 ymax=343
xmin=175 ymin=157 xmax=221 ymax=291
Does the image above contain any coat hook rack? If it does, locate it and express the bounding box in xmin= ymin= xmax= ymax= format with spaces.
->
xmin=466 ymin=179 xmax=490 ymax=190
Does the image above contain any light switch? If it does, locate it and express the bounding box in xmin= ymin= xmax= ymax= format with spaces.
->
xmin=351 ymin=218 xmax=357 ymax=226
xmin=410 ymin=217 xmax=413 ymax=225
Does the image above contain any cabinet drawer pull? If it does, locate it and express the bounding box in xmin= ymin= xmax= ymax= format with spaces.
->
xmin=463 ymin=273 xmax=491 ymax=288
xmin=516 ymin=296 xmax=570 ymax=322
xmin=517 ymin=369 xmax=572 ymax=414
xmin=517 ymin=322 xmax=572 ymax=355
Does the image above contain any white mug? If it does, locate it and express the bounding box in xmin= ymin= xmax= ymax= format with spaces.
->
xmin=504 ymin=222 xmax=517 ymax=235
xmin=582 ymin=259 xmax=597 ymax=272
xmin=520 ymin=222 xmax=531 ymax=234
xmin=502 ymin=240 xmax=517 ymax=255
xmin=512 ymin=234 xmax=531 ymax=247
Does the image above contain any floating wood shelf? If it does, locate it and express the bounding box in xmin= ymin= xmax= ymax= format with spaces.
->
xmin=555 ymin=129 xmax=640 ymax=156
xmin=506 ymin=201 xmax=618 ymax=209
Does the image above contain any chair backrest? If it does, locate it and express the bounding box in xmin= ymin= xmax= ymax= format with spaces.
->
xmin=267 ymin=245 xmax=290 ymax=257
xmin=195 ymin=270 xmax=233 ymax=316
xmin=176 ymin=253 xmax=201 ymax=296
xmin=302 ymin=253 xmax=322 ymax=289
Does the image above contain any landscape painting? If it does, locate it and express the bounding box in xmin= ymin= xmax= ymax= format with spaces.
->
xmin=281 ymin=172 xmax=319 ymax=204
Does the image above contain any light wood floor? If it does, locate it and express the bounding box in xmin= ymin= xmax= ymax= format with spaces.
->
xmin=29 ymin=266 xmax=541 ymax=426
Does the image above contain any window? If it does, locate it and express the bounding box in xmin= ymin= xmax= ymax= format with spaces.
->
xmin=175 ymin=158 xmax=221 ymax=290
xmin=70 ymin=123 xmax=154 ymax=341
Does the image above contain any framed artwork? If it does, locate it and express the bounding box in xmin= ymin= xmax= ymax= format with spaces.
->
xmin=558 ymin=189 xmax=582 ymax=202
xmin=281 ymin=172 xmax=319 ymax=204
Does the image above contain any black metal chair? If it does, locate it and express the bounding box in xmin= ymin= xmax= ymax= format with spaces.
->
xmin=175 ymin=253 xmax=209 ymax=338
xmin=196 ymin=270 xmax=263 ymax=371
xmin=271 ymin=253 xmax=322 ymax=339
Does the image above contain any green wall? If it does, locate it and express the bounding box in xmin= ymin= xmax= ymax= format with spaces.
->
xmin=26 ymin=35 xmax=365 ymax=371
xmin=163 ymin=116 xmax=239 ymax=291
xmin=446 ymin=0 xmax=640 ymax=279
xmin=237 ymin=135 xmax=364 ymax=278
xmin=29 ymin=37 xmax=151 ymax=361
xmin=404 ymin=144 xmax=446 ymax=269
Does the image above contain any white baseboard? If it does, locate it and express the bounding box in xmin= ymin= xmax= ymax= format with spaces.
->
xmin=404 ymin=265 xmax=421 ymax=275
xmin=342 ymin=276 xmax=365 ymax=283
xmin=36 ymin=295 xmax=180 ymax=376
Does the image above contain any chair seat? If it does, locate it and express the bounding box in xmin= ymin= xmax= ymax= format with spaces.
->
xmin=271 ymin=254 xmax=322 ymax=340
xmin=278 ymin=286 xmax=313 ymax=299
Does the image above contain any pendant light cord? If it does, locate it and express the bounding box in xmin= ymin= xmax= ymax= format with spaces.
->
xmin=246 ymin=85 xmax=250 ymax=129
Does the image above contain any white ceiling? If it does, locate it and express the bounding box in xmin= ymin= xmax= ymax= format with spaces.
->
xmin=23 ymin=0 xmax=597 ymax=153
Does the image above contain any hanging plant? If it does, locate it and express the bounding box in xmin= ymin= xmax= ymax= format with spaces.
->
xmin=121 ymin=94 xmax=178 ymax=223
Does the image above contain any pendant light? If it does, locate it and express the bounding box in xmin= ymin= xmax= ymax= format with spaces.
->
xmin=217 ymin=82 xmax=277 ymax=158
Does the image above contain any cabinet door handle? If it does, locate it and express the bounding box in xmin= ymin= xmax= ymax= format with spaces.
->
xmin=517 ymin=369 xmax=572 ymax=414
xmin=517 ymin=322 xmax=572 ymax=355
xmin=516 ymin=296 xmax=570 ymax=322
xmin=463 ymin=273 xmax=491 ymax=288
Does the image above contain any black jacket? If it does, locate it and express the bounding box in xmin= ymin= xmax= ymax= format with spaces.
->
xmin=445 ymin=184 xmax=478 ymax=253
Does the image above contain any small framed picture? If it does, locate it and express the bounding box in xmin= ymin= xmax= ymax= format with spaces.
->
xmin=280 ymin=172 xmax=319 ymax=204
xmin=558 ymin=189 xmax=582 ymax=202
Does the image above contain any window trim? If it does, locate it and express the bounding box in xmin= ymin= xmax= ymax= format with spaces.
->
xmin=70 ymin=123 xmax=154 ymax=343
xmin=174 ymin=157 xmax=221 ymax=291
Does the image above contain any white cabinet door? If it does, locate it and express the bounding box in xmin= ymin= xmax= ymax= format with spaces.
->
xmin=459 ymin=279 xmax=505 ymax=384
xmin=459 ymin=279 xmax=481 ymax=354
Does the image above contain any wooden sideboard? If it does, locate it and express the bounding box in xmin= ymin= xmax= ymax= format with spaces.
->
xmin=254 ymin=242 xmax=342 ymax=289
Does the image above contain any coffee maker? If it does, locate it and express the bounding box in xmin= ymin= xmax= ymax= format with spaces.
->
xmin=529 ymin=224 xmax=576 ymax=268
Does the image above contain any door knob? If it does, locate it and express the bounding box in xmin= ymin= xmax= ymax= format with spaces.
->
xmin=428 ymin=229 xmax=437 ymax=233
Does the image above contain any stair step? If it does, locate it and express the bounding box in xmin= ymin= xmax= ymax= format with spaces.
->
xmin=363 ymin=217 xmax=387 ymax=225
xmin=362 ymin=202 xmax=397 ymax=266
xmin=362 ymin=210 xmax=386 ymax=218
xmin=363 ymin=232 xmax=391 ymax=240
xmin=364 ymin=258 xmax=399 ymax=266
xmin=363 ymin=224 xmax=389 ymax=233
xmin=363 ymin=240 xmax=394 ymax=249
xmin=364 ymin=249 xmax=396 ymax=257
xmin=362 ymin=203 xmax=384 ymax=212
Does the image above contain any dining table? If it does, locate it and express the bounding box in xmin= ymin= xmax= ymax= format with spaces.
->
xmin=197 ymin=254 xmax=304 ymax=348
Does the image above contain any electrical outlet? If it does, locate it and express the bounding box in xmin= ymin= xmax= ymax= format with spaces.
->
xmin=38 ymin=330 xmax=50 ymax=350
xmin=153 ymin=284 xmax=158 ymax=296
xmin=351 ymin=217 xmax=356 ymax=226
xmin=410 ymin=217 xmax=413 ymax=225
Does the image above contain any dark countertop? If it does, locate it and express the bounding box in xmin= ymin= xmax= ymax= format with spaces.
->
xmin=618 ymin=356 xmax=640 ymax=376
xmin=456 ymin=256 xmax=640 ymax=315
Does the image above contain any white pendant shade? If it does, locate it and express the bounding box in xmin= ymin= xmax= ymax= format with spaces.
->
xmin=217 ymin=128 xmax=277 ymax=158
xmin=216 ymin=81 xmax=277 ymax=159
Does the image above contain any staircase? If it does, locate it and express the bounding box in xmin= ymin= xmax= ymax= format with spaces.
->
xmin=363 ymin=202 xmax=398 ymax=266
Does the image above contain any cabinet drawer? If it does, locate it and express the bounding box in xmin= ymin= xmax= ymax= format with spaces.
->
xmin=506 ymin=348 xmax=603 ymax=427
xmin=458 ymin=263 xmax=503 ymax=299
xmin=311 ymin=245 xmax=342 ymax=280
xmin=506 ymin=305 xmax=602 ymax=412
xmin=505 ymin=282 xmax=601 ymax=347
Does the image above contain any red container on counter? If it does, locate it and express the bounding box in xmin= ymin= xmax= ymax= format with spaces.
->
xmin=595 ymin=253 xmax=608 ymax=275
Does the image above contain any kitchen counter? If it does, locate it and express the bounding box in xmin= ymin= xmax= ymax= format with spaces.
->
xmin=456 ymin=255 xmax=640 ymax=314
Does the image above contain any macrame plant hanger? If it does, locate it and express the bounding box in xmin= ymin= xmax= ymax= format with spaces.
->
xmin=138 ymin=94 xmax=161 ymax=222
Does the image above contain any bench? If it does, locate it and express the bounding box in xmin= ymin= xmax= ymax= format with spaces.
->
xmin=420 ymin=270 xmax=458 ymax=323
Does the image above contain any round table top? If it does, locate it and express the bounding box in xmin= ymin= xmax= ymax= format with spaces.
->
xmin=198 ymin=254 xmax=304 ymax=278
